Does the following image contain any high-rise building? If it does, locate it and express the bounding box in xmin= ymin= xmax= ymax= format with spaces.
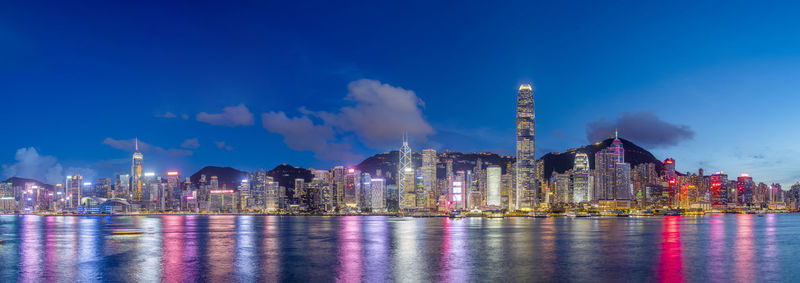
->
xmin=515 ymin=84 xmax=536 ymax=210
xmin=611 ymin=131 xmax=624 ymax=163
xmin=95 ymin=178 xmax=111 ymax=198
xmin=710 ymin=173 xmax=727 ymax=206
xmin=554 ymin=172 xmax=571 ymax=204
xmin=615 ymin=162 xmax=632 ymax=202
xmin=131 ymin=139 xmax=144 ymax=202
xmin=344 ymin=168 xmax=358 ymax=208
xmin=737 ymin=174 xmax=755 ymax=205
xmin=663 ymin=158 xmax=676 ymax=180
xmin=451 ymin=171 xmax=466 ymax=210
xmin=370 ymin=178 xmax=385 ymax=211
xmin=572 ymin=153 xmax=590 ymax=203
xmin=594 ymin=148 xmax=616 ymax=201
xmin=422 ymin=149 xmax=437 ymax=199
xmin=67 ymin=174 xmax=82 ymax=208
xmin=486 ymin=165 xmax=501 ymax=206
xmin=398 ymin=137 xmax=415 ymax=210
xmin=332 ymin=166 xmax=345 ymax=209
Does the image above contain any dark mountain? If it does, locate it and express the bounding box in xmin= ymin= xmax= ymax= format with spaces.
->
xmin=356 ymin=150 xmax=515 ymax=183
xmin=267 ymin=164 xmax=313 ymax=189
xmin=190 ymin=166 xmax=249 ymax=190
xmin=355 ymin=138 xmax=662 ymax=183
xmin=540 ymin=138 xmax=663 ymax=179
xmin=2 ymin=177 xmax=55 ymax=191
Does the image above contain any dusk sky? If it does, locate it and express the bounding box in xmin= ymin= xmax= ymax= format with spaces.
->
xmin=2 ymin=1 xmax=800 ymax=187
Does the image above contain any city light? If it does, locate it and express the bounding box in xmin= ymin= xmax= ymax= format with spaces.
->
xmin=209 ymin=190 xmax=234 ymax=194
xmin=167 ymin=171 xmax=179 ymax=176
xmin=144 ymin=172 xmax=156 ymax=177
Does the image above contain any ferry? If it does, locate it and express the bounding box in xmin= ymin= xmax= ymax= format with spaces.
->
xmin=530 ymin=211 xmax=549 ymax=218
xmin=487 ymin=212 xmax=504 ymax=218
xmin=615 ymin=211 xmax=630 ymax=217
xmin=449 ymin=210 xmax=465 ymax=219
xmin=575 ymin=211 xmax=590 ymax=217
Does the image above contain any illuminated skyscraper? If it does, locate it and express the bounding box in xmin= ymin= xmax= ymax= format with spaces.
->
xmin=370 ymin=178 xmax=385 ymax=211
xmin=422 ymin=149 xmax=437 ymax=198
xmin=344 ymin=168 xmax=358 ymax=208
xmin=515 ymin=84 xmax=536 ymax=209
xmin=611 ymin=130 xmax=624 ymax=163
xmin=131 ymin=138 xmax=144 ymax=202
xmin=398 ymin=137 xmax=415 ymax=210
xmin=67 ymin=174 xmax=82 ymax=208
xmin=486 ymin=165 xmax=501 ymax=206
xmin=737 ymin=174 xmax=755 ymax=205
xmin=710 ymin=173 xmax=727 ymax=206
xmin=594 ymin=148 xmax=615 ymax=201
xmin=572 ymin=153 xmax=590 ymax=203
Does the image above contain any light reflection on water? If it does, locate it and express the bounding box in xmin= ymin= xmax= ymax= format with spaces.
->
xmin=1 ymin=214 xmax=800 ymax=282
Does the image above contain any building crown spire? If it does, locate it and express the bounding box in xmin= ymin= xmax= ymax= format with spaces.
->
xmin=135 ymin=137 xmax=139 ymax=151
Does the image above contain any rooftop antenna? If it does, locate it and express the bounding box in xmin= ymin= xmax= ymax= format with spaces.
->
xmin=135 ymin=137 xmax=139 ymax=151
xmin=615 ymin=128 xmax=618 ymax=139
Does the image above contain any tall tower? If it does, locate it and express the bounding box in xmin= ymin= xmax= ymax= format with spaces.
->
xmin=398 ymin=136 xmax=414 ymax=210
xmin=131 ymin=138 xmax=144 ymax=202
xmin=572 ymin=153 xmax=590 ymax=203
xmin=515 ymin=84 xmax=536 ymax=209
xmin=421 ymin=149 xmax=437 ymax=204
xmin=611 ymin=130 xmax=625 ymax=163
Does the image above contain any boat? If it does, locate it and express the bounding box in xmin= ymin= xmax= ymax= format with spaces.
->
xmin=449 ymin=210 xmax=465 ymax=219
xmin=615 ymin=211 xmax=630 ymax=217
xmin=487 ymin=212 xmax=504 ymax=218
xmin=530 ymin=211 xmax=549 ymax=218
xmin=575 ymin=211 xmax=590 ymax=217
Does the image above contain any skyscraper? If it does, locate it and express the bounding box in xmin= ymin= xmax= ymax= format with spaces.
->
xmin=611 ymin=130 xmax=624 ymax=163
xmin=370 ymin=178 xmax=385 ymax=211
xmin=737 ymin=174 xmax=755 ymax=205
xmin=594 ymin=148 xmax=616 ymax=202
xmin=131 ymin=138 xmax=143 ymax=202
xmin=67 ymin=174 xmax=82 ymax=208
xmin=486 ymin=165 xmax=501 ymax=206
xmin=398 ymin=137 xmax=414 ymax=210
xmin=422 ymin=149 xmax=437 ymax=199
xmin=515 ymin=84 xmax=536 ymax=210
xmin=572 ymin=153 xmax=590 ymax=203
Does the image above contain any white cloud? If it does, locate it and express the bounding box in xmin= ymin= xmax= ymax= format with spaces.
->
xmin=260 ymin=79 xmax=432 ymax=161
xmin=215 ymin=141 xmax=234 ymax=151
xmin=261 ymin=111 xmax=334 ymax=153
xmin=1 ymin=147 xmax=96 ymax=184
xmin=181 ymin=138 xmax=200 ymax=149
xmin=196 ymin=104 xmax=254 ymax=127
xmin=314 ymin=79 xmax=434 ymax=147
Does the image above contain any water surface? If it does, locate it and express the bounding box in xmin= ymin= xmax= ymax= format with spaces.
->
xmin=0 ymin=214 xmax=796 ymax=282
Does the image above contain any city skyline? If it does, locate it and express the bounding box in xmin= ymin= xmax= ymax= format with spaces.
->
xmin=3 ymin=1 xmax=800 ymax=187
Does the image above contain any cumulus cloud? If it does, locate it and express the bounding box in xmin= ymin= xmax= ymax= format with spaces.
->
xmin=181 ymin=138 xmax=200 ymax=149
xmin=1 ymin=147 xmax=96 ymax=184
xmin=586 ymin=112 xmax=695 ymax=148
xmin=313 ymin=79 xmax=434 ymax=147
xmin=102 ymin=138 xmax=193 ymax=157
xmin=260 ymin=79 xmax=432 ymax=161
xmin=215 ymin=141 xmax=234 ymax=151
xmin=261 ymin=112 xmax=335 ymax=153
xmin=196 ymin=104 xmax=254 ymax=127
xmin=156 ymin=112 xmax=177 ymax=118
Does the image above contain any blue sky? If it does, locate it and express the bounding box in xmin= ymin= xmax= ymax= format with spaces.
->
xmin=2 ymin=1 xmax=800 ymax=187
